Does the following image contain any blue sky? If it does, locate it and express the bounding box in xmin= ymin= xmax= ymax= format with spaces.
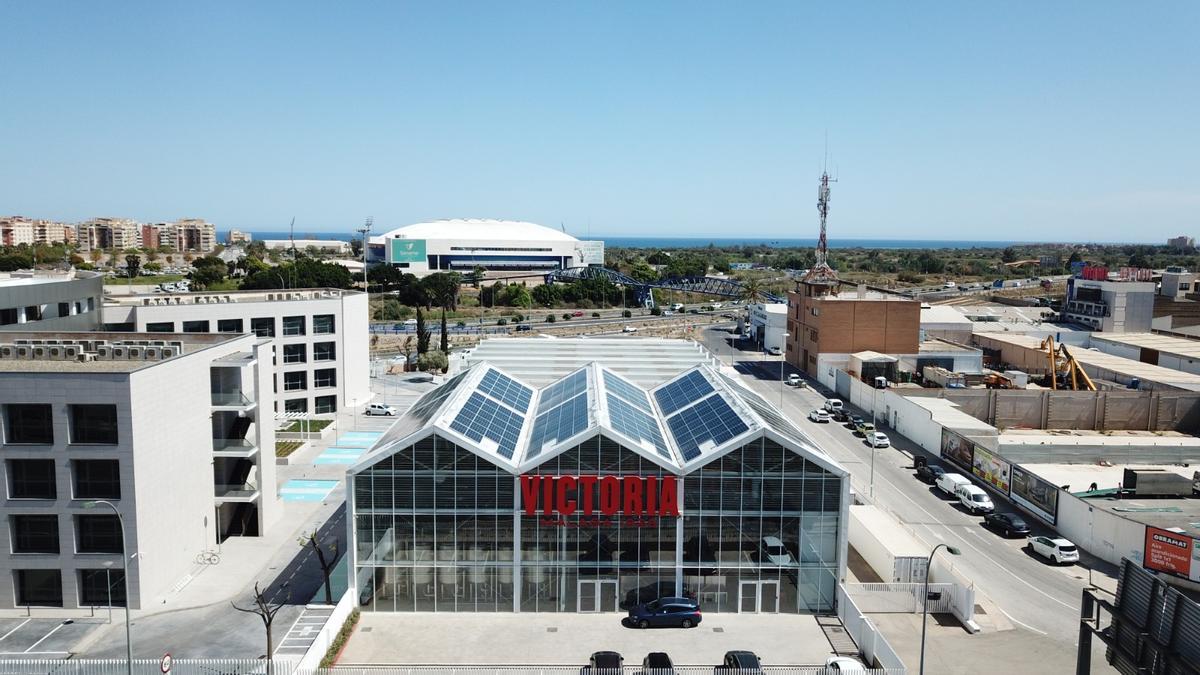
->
xmin=1 ymin=2 xmax=1197 ymax=241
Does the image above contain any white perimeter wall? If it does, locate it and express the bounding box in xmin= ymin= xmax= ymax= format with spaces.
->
xmin=341 ymin=292 xmax=372 ymax=409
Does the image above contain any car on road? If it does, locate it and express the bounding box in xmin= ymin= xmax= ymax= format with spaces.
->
xmin=823 ymin=399 xmax=844 ymax=413
xmin=767 ymin=346 xmax=782 ymax=355
xmin=584 ymin=652 xmax=624 ymax=673
xmin=365 ymin=403 xmax=398 ymax=416
xmin=983 ymin=512 xmax=1031 ymax=537
xmin=916 ymin=463 xmax=946 ymax=483
xmin=868 ymin=432 xmax=890 ymax=448
xmin=786 ymin=373 xmax=804 ymax=387
xmin=831 ymin=409 xmax=850 ymax=423
xmin=715 ymin=651 xmax=762 ymax=674
xmin=1029 ymin=536 xmax=1079 ymax=565
xmin=808 ymin=409 xmax=830 ymax=423
xmin=935 ymin=472 xmax=972 ymax=497
xmin=404 ymin=318 xmax=418 ymax=325
xmin=846 ymin=414 xmax=863 ymax=430
xmin=955 ymin=483 xmax=995 ymax=514
xmin=572 ymin=310 xmax=584 ymax=317
xmin=622 ymin=325 xmax=638 ymax=333
xmin=823 ymin=656 xmax=868 ymax=673
xmin=643 ymin=652 xmax=675 ymax=675
xmin=515 ymin=324 xmax=533 ymax=332
xmin=627 ymin=597 xmax=701 ymax=629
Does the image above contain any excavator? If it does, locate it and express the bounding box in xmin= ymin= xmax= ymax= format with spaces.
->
xmin=1039 ymin=336 xmax=1096 ymax=391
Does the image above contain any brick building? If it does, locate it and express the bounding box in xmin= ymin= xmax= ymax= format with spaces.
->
xmin=785 ymin=283 xmax=920 ymax=380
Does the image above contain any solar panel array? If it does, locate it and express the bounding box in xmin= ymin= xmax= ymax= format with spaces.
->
xmin=603 ymin=370 xmax=652 ymax=412
xmin=718 ymin=374 xmax=808 ymax=447
xmin=536 ymin=369 xmax=588 ymax=414
xmin=449 ymin=392 xmax=525 ymax=459
xmin=653 ymin=370 xmax=714 ymax=416
xmin=666 ymin=393 xmax=749 ymax=461
xmin=527 ymin=387 xmax=590 ymax=457
xmin=477 ymin=369 xmax=533 ymax=413
xmin=606 ymin=392 xmax=671 ymax=458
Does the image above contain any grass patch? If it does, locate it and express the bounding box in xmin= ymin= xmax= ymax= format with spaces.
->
xmin=275 ymin=440 xmax=304 ymax=457
xmin=284 ymin=419 xmax=332 ymax=433
xmin=319 ymin=608 xmax=360 ymax=668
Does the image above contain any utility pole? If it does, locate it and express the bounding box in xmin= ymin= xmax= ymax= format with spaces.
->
xmin=357 ymin=217 xmax=372 ymax=294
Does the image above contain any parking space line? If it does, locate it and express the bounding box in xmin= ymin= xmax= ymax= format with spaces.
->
xmin=0 ymin=619 xmax=30 ymax=643
xmin=26 ymin=622 xmax=68 ymax=653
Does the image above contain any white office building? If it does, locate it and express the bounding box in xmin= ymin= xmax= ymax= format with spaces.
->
xmin=0 ymin=331 xmax=278 ymax=609
xmin=0 ymin=271 xmax=104 ymax=332
xmin=103 ymin=288 xmax=371 ymax=414
xmin=749 ymin=303 xmax=788 ymax=353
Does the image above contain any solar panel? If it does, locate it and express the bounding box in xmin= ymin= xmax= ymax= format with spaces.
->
xmin=606 ymin=392 xmax=671 ymax=459
xmin=407 ymin=370 xmax=470 ymax=422
xmin=527 ymin=391 xmax=590 ymax=457
xmin=477 ymin=369 xmax=532 ymax=412
xmin=718 ymin=374 xmax=809 ymax=446
xmin=654 ymin=370 xmax=714 ymax=416
xmin=666 ymin=393 xmax=749 ymax=461
xmin=449 ymin=392 xmax=525 ymax=459
xmin=537 ymin=369 xmax=588 ymax=414
xmin=603 ymin=370 xmax=651 ymax=413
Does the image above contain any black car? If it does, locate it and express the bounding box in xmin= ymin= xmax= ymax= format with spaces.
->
xmin=627 ymin=597 xmax=702 ymax=629
xmin=515 ymin=324 xmax=533 ymax=332
xmin=984 ymin=512 xmax=1031 ymax=537
xmin=715 ymin=651 xmax=762 ymax=674
xmin=622 ymin=581 xmax=695 ymax=609
xmin=846 ymin=414 xmax=864 ymax=428
xmin=916 ymin=464 xmax=946 ymax=483
xmin=584 ymin=652 xmax=624 ymax=674
xmin=643 ymin=653 xmax=674 ymax=675
xmin=831 ymin=409 xmax=850 ymax=423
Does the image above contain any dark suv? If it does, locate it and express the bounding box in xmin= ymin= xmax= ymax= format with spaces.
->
xmin=715 ymin=651 xmax=762 ymax=674
xmin=916 ymin=463 xmax=946 ymax=483
xmin=643 ymin=652 xmax=674 ymax=675
xmin=583 ymin=652 xmax=624 ymax=674
xmin=984 ymin=512 xmax=1031 ymax=537
xmin=627 ymin=597 xmax=702 ymax=628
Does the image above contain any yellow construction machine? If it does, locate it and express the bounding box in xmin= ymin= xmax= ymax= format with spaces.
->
xmin=1039 ymin=336 xmax=1096 ymax=391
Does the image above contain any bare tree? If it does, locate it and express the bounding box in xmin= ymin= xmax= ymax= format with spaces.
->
xmin=231 ymin=582 xmax=288 ymax=662
xmin=299 ymin=529 xmax=339 ymax=605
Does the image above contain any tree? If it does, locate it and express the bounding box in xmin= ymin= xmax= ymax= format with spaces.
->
xmin=89 ymin=248 xmax=103 ymax=264
xmin=124 ymin=254 xmax=141 ymax=279
xmin=241 ymin=259 xmax=353 ymax=290
xmin=1128 ymin=253 xmax=1151 ymax=268
xmin=417 ymin=350 xmax=448 ymax=373
xmin=440 ymin=310 xmax=449 ymax=353
xmin=1068 ymin=251 xmax=1082 ymax=265
xmin=470 ymin=265 xmax=486 ymax=289
xmin=416 ymin=309 xmax=430 ymax=354
xmin=628 ymin=260 xmax=658 ymax=283
xmin=422 ymin=272 xmax=463 ymax=311
xmin=647 ymin=250 xmax=671 ymax=265
xmin=298 ymin=530 xmax=338 ymax=605
xmin=246 ymin=240 xmax=267 ymax=260
xmin=190 ymin=256 xmax=228 ymax=290
xmin=144 ymin=248 xmax=159 ymax=262
xmin=1001 ymin=247 xmax=1018 ymax=264
xmin=350 ymin=237 xmax=364 ymax=258
xmin=231 ymin=582 xmax=288 ymax=662
xmin=738 ymin=278 xmax=765 ymax=305
xmin=401 ymin=336 xmax=415 ymax=368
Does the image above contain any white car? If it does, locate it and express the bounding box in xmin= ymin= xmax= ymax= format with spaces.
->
xmin=808 ymin=409 xmax=831 ymax=423
xmin=823 ymin=399 xmax=844 ymax=413
xmin=365 ymin=403 xmax=398 ymax=416
xmin=823 ymin=656 xmax=867 ymax=673
xmin=403 ymin=318 xmax=418 ymax=326
xmin=868 ymin=432 xmax=890 ymax=448
xmin=786 ymin=374 xmax=804 ymax=387
xmin=622 ymin=325 xmax=638 ymax=333
xmin=759 ymin=536 xmax=796 ymax=565
xmin=1029 ymin=536 xmax=1079 ymax=565
xmin=767 ymin=346 xmax=782 ymax=356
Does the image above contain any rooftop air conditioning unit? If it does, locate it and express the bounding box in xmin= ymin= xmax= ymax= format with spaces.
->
xmin=62 ymin=346 xmax=81 ymax=359
xmin=169 ymin=341 xmax=184 ymax=350
xmin=111 ymin=347 xmax=125 ymax=359
xmin=47 ymin=347 xmax=62 ymax=359
xmin=33 ymin=347 xmax=46 ymax=358
xmin=127 ymin=347 xmax=142 ymax=359
xmin=78 ymin=353 xmax=97 ymax=363
xmin=12 ymin=339 xmax=30 ymax=345
xmin=16 ymin=347 xmax=32 ymax=359
xmin=160 ymin=347 xmax=178 ymax=358
xmin=143 ymin=347 xmax=160 ymax=359
xmin=0 ymin=346 xmax=16 ymax=359
xmin=96 ymin=346 xmax=112 ymax=359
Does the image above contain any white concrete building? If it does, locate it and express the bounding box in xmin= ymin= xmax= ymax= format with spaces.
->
xmin=0 ymin=331 xmax=278 ymax=609
xmin=0 ymin=271 xmax=104 ymax=331
xmin=0 ymin=218 xmax=76 ymax=246
xmin=103 ymin=288 xmax=370 ymax=414
xmin=748 ymin=302 xmax=788 ymax=353
xmin=1159 ymin=268 xmax=1200 ymax=299
xmin=1063 ymin=277 xmax=1155 ymax=333
xmin=367 ymin=219 xmax=604 ymax=277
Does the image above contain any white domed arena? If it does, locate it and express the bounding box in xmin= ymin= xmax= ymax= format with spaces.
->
xmin=367 ymin=219 xmax=605 ymax=277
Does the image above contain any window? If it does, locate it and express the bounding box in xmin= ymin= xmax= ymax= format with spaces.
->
xmin=217 ymin=318 xmax=243 ymax=333
xmin=15 ymin=569 xmax=62 ymax=607
xmin=283 ymin=344 xmax=306 ymax=364
xmin=314 ymin=395 xmax=337 ymax=414
xmin=11 ymin=515 xmax=59 ymax=554
xmin=69 ymin=405 xmax=118 ymax=445
xmin=24 ymin=305 xmax=43 ymax=321
xmin=75 ymin=301 xmax=84 ymax=314
xmin=284 ymin=398 xmax=308 ymax=413
xmin=282 ymin=316 xmax=305 ymax=336
xmin=76 ymin=515 xmax=122 ymax=553
xmin=313 ymin=368 xmax=336 ymax=388
xmin=251 ymin=318 xmax=275 ymax=337
xmin=7 ymin=460 xmax=56 ymax=499
xmin=146 ymin=322 xmax=174 ymax=333
xmin=79 ymin=569 xmax=126 ymax=607
xmin=284 ymin=372 xmax=307 ymax=391
xmin=72 ymin=460 xmax=121 ymax=499
xmin=313 ymin=342 xmax=336 ymax=362
xmin=58 ymin=302 xmax=70 ymax=317
xmin=182 ymin=320 xmax=210 ymax=333
xmin=4 ymin=404 xmax=53 ymax=444
xmin=1181 ymin=283 xmax=1191 ymax=291
xmin=87 ymin=298 xmax=95 ymax=312
xmin=0 ymin=308 xmax=16 ymax=325
xmin=313 ymin=314 xmax=335 ymax=334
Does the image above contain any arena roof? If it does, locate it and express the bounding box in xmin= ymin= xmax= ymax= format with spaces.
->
xmin=371 ymin=219 xmax=580 ymax=244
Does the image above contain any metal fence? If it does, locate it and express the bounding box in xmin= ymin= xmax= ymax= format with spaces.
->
xmin=843 ymin=583 xmax=955 ymax=614
xmin=0 ymin=660 xmax=285 ymax=675
xmin=0 ymin=665 xmax=906 ymax=675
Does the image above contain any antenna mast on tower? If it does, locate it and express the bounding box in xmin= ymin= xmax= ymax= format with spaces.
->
xmin=802 ymin=169 xmax=840 ymax=288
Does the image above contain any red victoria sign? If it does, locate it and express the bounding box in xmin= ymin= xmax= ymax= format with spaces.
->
xmin=520 ymin=475 xmax=680 ymax=519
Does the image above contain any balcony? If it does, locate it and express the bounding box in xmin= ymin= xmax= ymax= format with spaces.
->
xmin=214 ymin=482 xmax=260 ymax=503
xmin=212 ymin=437 xmax=259 ymax=458
xmin=211 ymin=390 xmax=257 ymax=412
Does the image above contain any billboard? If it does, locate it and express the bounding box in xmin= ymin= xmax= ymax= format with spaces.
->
xmin=971 ymin=446 xmax=1012 ymax=495
xmin=1143 ymin=526 xmax=1200 ymax=582
xmin=940 ymin=429 xmax=974 ymax=471
xmin=388 ymin=238 xmax=427 ymax=263
xmin=1010 ymin=465 xmax=1058 ymax=525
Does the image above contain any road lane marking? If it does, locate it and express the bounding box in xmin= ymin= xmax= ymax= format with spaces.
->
xmin=0 ymin=620 xmax=30 ymax=643
xmin=997 ymin=606 xmax=1049 ymax=635
xmin=25 ymin=622 xmax=67 ymax=653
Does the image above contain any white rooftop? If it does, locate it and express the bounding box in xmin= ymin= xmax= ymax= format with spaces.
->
xmin=466 ymin=337 xmax=719 ymax=387
xmin=371 ymin=219 xmax=580 ymax=244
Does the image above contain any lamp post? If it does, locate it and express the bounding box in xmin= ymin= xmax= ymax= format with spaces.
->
xmin=85 ymin=501 xmax=132 ymax=675
xmin=920 ymin=544 xmax=961 ymax=675
xmin=103 ymin=560 xmax=114 ymax=624
xmin=870 ymin=386 xmax=878 ymax=499
xmin=779 ymin=332 xmax=790 ymax=409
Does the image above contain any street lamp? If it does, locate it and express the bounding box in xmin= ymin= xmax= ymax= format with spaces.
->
xmin=85 ymin=501 xmax=132 ymax=675
xmin=102 ymin=560 xmax=114 ymax=624
xmin=779 ymin=332 xmax=790 ymax=409
xmin=920 ymin=544 xmax=961 ymax=675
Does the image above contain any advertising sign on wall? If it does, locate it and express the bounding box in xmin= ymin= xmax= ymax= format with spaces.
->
xmin=971 ymin=446 xmax=1012 ymax=495
xmin=1143 ymin=526 xmax=1200 ymax=582
xmin=520 ymin=475 xmax=680 ymax=527
xmin=388 ymin=238 xmax=427 ymax=263
xmin=940 ymin=429 xmax=974 ymax=471
xmin=1010 ymin=465 xmax=1058 ymax=525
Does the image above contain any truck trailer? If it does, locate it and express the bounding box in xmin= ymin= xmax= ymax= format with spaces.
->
xmin=848 ymin=504 xmax=930 ymax=583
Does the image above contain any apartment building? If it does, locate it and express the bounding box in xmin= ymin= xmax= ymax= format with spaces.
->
xmin=0 ymin=271 xmax=103 ymax=331
xmin=0 ymin=218 xmax=75 ymax=247
xmin=227 ymin=230 xmax=252 ymax=244
xmin=0 ymin=331 xmax=278 ymax=609
xmin=172 ymin=219 xmax=216 ymax=252
xmin=78 ymin=219 xmax=217 ymax=253
xmin=103 ymin=288 xmax=370 ymax=414
xmin=786 ymin=283 xmax=920 ymax=379
xmin=79 ymin=218 xmax=142 ymax=252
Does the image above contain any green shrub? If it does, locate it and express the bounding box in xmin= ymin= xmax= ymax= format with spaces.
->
xmin=545 ymin=315 xmax=556 ymax=323
xmin=496 ymin=318 xmax=508 ymax=326
xmin=319 ymin=608 xmax=361 ymax=667
xmin=591 ymin=312 xmax=601 ymax=318
xmin=623 ymin=310 xmax=632 ymax=318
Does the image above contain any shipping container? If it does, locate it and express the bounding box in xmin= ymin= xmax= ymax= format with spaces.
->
xmin=849 ymin=504 xmax=930 ymax=583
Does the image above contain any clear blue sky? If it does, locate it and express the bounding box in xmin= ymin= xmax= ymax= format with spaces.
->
xmin=2 ymin=2 xmax=1197 ymax=242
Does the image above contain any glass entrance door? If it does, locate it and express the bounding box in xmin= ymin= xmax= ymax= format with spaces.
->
xmin=577 ymin=579 xmax=618 ymax=612
xmin=738 ymin=581 xmax=780 ymax=613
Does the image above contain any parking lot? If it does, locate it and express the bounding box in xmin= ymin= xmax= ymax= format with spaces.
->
xmin=0 ymin=618 xmax=104 ymax=657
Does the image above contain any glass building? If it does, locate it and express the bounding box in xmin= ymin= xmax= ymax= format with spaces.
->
xmin=349 ymin=361 xmax=848 ymax=614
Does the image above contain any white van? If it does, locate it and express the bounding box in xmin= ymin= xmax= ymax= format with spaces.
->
xmin=823 ymin=399 xmax=844 ymax=413
xmin=935 ymin=472 xmax=971 ymax=497
xmin=955 ymin=484 xmax=994 ymax=513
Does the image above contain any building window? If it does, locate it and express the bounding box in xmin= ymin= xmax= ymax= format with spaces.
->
xmin=251 ymin=318 xmax=275 ymax=337
xmin=69 ymin=405 xmax=118 ymax=445
xmin=314 ymin=395 xmax=337 ymax=414
xmin=75 ymin=515 xmax=122 ymax=554
xmin=313 ymin=369 xmax=337 ymax=388
xmin=7 ymin=459 xmax=56 ymax=499
xmin=10 ymin=515 xmax=59 ymax=554
xmin=182 ymin=320 xmax=210 ymax=333
xmin=24 ymin=305 xmax=43 ymax=321
xmin=282 ymin=316 xmax=306 ymax=336
xmin=313 ymin=314 xmax=335 ymax=334
xmin=58 ymin=302 xmax=70 ymax=317
xmin=4 ymin=404 xmax=54 ymax=444
xmin=283 ymin=344 xmax=307 ymax=364
xmin=15 ymin=569 xmax=62 ymax=607
xmin=810 ymin=329 xmax=819 ymax=342
xmin=146 ymin=322 xmax=174 ymax=333
xmin=79 ymin=569 xmax=126 ymax=607
xmin=75 ymin=301 xmax=84 ymax=314
xmin=72 ymin=460 xmax=121 ymax=499
xmin=313 ymin=342 xmax=336 ymax=362
xmin=284 ymin=399 xmax=308 ymax=413
xmin=88 ymin=298 xmax=95 ymax=312
xmin=217 ymin=318 xmax=243 ymax=333
xmin=284 ymin=372 xmax=307 ymax=391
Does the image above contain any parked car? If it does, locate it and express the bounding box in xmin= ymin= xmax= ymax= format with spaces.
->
xmin=767 ymin=346 xmax=782 ymax=355
xmin=758 ymin=536 xmax=796 ymax=565
xmin=983 ymin=512 xmax=1031 ymax=537
xmin=868 ymin=432 xmax=890 ymax=448
xmin=572 ymin=310 xmax=584 ymax=317
xmin=846 ymin=415 xmax=864 ymax=431
xmin=584 ymin=652 xmax=624 ymax=673
xmin=935 ymin=472 xmax=972 ymax=497
xmin=403 ymin=318 xmax=418 ymax=325
xmin=1029 ymin=536 xmax=1079 ymax=565
xmin=365 ymin=403 xmax=397 ymax=416
xmin=627 ymin=597 xmax=701 ymax=628
xmin=621 ymin=581 xmax=695 ymax=609
xmin=955 ymin=483 xmax=995 ymax=514
xmin=715 ymin=651 xmax=762 ymax=675
xmin=808 ymin=409 xmax=830 ymax=423
xmin=916 ymin=463 xmax=946 ymax=483
xmin=786 ymin=374 xmax=804 ymax=387
xmin=823 ymin=656 xmax=868 ymax=673
xmin=831 ymin=409 xmax=850 ymax=423
xmin=515 ymin=324 xmax=533 ymax=332
xmin=623 ymin=325 xmax=638 ymax=333
xmin=643 ymin=652 xmax=675 ymax=675
xmin=823 ymin=399 xmax=844 ymax=413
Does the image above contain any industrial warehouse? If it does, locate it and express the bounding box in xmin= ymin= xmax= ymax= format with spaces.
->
xmin=349 ymin=339 xmax=849 ymax=614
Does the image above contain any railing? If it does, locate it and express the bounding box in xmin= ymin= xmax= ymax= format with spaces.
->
xmin=212 ymin=438 xmax=257 ymax=453
xmin=214 ymin=482 xmax=259 ymax=499
xmin=843 ymin=583 xmax=954 ymax=614
xmin=835 ymin=585 xmax=907 ymax=671
xmin=212 ymin=390 xmax=254 ymax=407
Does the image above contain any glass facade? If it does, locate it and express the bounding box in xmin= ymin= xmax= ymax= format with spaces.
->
xmin=353 ymin=432 xmax=842 ymax=614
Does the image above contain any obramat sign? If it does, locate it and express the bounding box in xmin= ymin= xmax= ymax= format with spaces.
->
xmin=520 ymin=475 xmax=680 ymax=527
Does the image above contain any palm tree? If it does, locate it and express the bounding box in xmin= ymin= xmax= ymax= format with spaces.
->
xmin=739 ymin=277 xmax=765 ymax=305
